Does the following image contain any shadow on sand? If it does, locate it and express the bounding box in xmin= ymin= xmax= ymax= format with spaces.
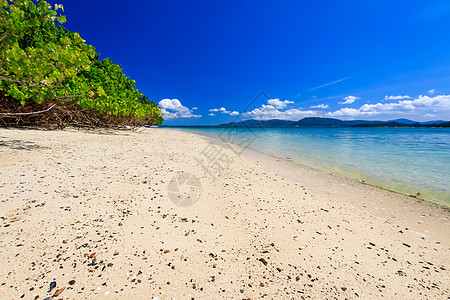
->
xmin=0 ymin=138 xmax=48 ymax=151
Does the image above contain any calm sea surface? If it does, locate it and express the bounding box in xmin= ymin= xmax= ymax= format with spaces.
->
xmin=175 ymin=127 xmax=450 ymax=206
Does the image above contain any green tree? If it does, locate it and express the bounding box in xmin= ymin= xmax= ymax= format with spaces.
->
xmin=69 ymin=58 xmax=163 ymax=124
xmin=1 ymin=0 xmax=163 ymax=126
xmin=0 ymin=0 xmax=94 ymax=104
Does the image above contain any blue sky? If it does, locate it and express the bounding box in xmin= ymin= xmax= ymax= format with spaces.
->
xmin=57 ymin=0 xmax=450 ymax=124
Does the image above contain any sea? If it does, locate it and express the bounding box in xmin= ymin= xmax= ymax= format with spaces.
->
xmin=175 ymin=127 xmax=450 ymax=207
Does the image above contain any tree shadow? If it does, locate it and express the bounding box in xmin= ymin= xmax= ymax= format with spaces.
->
xmin=0 ymin=138 xmax=48 ymax=151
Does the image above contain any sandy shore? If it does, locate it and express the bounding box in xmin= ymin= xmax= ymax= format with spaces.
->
xmin=0 ymin=128 xmax=448 ymax=299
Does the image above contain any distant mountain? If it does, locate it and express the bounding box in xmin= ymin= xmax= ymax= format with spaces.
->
xmin=216 ymin=117 xmax=449 ymax=128
xmin=389 ymin=118 xmax=418 ymax=124
xmin=217 ymin=119 xmax=297 ymax=128
xmin=389 ymin=118 xmax=447 ymax=125
xmin=295 ymin=117 xmax=380 ymax=127
xmin=165 ymin=117 xmax=449 ymax=128
xmin=421 ymin=120 xmax=447 ymax=125
xmin=218 ymin=117 xmax=377 ymax=128
xmin=219 ymin=117 xmax=387 ymax=127
xmin=295 ymin=117 xmax=343 ymax=126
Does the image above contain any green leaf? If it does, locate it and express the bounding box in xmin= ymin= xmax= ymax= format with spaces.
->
xmin=57 ymin=15 xmax=66 ymax=24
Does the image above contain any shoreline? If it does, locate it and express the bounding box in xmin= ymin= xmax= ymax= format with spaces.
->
xmin=0 ymin=127 xmax=448 ymax=299
xmin=178 ymin=127 xmax=450 ymax=209
xmin=186 ymin=129 xmax=450 ymax=244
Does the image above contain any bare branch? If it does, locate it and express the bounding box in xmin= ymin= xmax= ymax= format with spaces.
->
xmin=0 ymin=31 xmax=10 ymax=43
xmin=0 ymin=103 xmax=56 ymax=116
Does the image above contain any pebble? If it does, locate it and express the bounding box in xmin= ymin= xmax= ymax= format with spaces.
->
xmin=48 ymin=282 xmax=56 ymax=293
xmin=53 ymin=287 xmax=65 ymax=297
xmin=1 ymin=131 xmax=447 ymax=300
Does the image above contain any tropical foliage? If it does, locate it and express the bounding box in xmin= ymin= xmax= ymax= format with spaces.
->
xmin=0 ymin=0 xmax=163 ymax=127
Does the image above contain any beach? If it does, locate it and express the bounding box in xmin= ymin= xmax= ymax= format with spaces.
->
xmin=0 ymin=128 xmax=448 ymax=299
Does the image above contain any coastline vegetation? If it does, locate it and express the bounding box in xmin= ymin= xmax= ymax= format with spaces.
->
xmin=0 ymin=0 xmax=163 ymax=128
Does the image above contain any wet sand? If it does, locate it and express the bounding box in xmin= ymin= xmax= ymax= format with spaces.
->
xmin=0 ymin=128 xmax=448 ymax=299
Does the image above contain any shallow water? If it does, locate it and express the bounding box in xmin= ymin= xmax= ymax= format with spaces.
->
xmin=175 ymin=127 xmax=450 ymax=206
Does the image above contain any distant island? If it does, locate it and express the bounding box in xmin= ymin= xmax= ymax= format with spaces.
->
xmin=163 ymin=117 xmax=450 ymax=128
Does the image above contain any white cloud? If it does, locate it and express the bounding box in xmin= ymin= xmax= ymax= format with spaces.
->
xmin=384 ymin=95 xmax=410 ymax=100
xmin=310 ymin=104 xmax=329 ymax=109
xmin=327 ymin=94 xmax=450 ymax=118
xmin=243 ymin=108 xmax=318 ymax=120
xmin=160 ymin=110 xmax=179 ymax=119
xmin=192 ymin=107 xmax=198 ymax=110
xmin=339 ymin=96 xmax=360 ymax=105
xmin=361 ymin=95 xmax=450 ymax=112
xmin=158 ymin=99 xmax=201 ymax=119
xmin=159 ymin=99 xmax=184 ymax=111
xmin=208 ymin=107 xmax=240 ymax=116
xmin=242 ymin=101 xmax=318 ymax=120
xmin=428 ymin=89 xmax=436 ymax=94
xmin=260 ymin=104 xmax=276 ymax=111
xmin=267 ymin=99 xmax=294 ymax=109
xmin=241 ymin=98 xmax=318 ymax=120
xmin=281 ymin=109 xmax=318 ymax=120
xmin=208 ymin=113 xmax=215 ymax=117
xmin=327 ymin=108 xmax=378 ymax=118
xmin=209 ymin=107 xmax=230 ymax=114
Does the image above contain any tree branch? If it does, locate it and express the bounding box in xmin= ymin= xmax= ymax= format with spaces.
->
xmin=0 ymin=103 xmax=56 ymax=116
xmin=0 ymin=31 xmax=10 ymax=43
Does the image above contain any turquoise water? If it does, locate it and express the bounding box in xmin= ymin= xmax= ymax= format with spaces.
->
xmin=176 ymin=127 xmax=450 ymax=207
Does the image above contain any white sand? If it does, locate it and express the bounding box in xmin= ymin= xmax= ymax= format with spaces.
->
xmin=0 ymin=128 xmax=448 ymax=299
